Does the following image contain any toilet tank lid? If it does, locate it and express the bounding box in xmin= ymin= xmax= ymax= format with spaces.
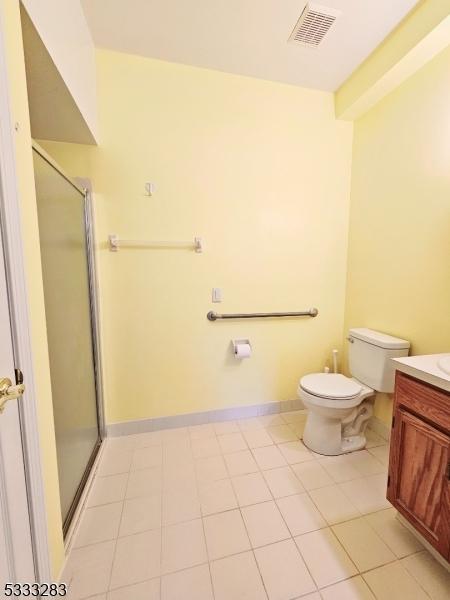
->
xmin=349 ymin=328 xmax=410 ymax=350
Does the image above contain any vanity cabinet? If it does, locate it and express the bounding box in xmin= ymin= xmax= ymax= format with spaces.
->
xmin=387 ymin=371 xmax=450 ymax=561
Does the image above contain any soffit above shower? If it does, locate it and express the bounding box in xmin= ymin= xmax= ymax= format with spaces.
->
xmin=81 ymin=0 xmax=420 ymax=92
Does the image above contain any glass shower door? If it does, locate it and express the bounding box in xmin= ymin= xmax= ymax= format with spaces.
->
xmin=33 ymin=148 xmax=100 ymax=534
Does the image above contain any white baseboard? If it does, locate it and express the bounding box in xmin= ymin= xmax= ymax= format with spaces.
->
xmin=368 ymin=415 xmax=391 ymax=441
xmin=107 ymin=398 xmax=305 ymax=437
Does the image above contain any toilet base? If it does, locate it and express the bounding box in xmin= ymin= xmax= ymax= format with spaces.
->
xmin=301 ymin=396 xmax=373 ymax=456
xmin=341 ymin=434 xmax=367 ymax=453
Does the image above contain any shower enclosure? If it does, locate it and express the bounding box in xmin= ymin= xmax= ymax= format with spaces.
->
xmin=32 ymin=146 xmax=103 ymax=535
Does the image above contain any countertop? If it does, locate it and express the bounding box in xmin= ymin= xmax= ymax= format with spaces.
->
xmin=392 ymin=354 xmax=450 ymax=393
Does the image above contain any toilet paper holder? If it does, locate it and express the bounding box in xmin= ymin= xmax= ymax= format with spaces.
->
xmin=232 ymin=339 xmax=252 ymax=358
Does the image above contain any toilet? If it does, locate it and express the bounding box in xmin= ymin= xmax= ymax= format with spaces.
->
xmin=298 ymin=328 xmax=410 ymax=455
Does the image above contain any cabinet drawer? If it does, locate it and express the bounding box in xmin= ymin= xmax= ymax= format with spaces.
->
xmin=395 ymin=372 xmax=450 ymax=434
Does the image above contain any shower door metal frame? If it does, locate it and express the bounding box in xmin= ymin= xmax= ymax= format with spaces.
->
xmin=31 ymin=143 xmax=106 ymax=535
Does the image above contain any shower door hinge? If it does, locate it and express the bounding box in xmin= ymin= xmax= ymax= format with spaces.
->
xmin=15 ymin=368 xmax=24 ymax=385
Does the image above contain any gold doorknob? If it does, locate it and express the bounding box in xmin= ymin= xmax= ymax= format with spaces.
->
xmin=0 ymin=377 xmax=25 ymax=414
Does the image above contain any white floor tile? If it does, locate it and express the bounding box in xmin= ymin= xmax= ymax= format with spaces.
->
xmin=132 ymin=446 xmax=163 ymax=470
xmin=339 ymin=474 xmax=391 ymax=514
xmin=189 ymin=423 xmax=216 ymax=440
xmin=292 ymin=461 xmax=334 ymax=491
xmin=241 ymin=501 xmax=290 ymax=547
xmin=120 ymin=495 xmax=162 ymax=536
xmin=255 ymin=539 xmax=316 ymax=600
xmin=278 ymin=441 xmax=313 ymax=464
xmin=161 ymin=519 xmax=207 ymax=574
xmin=64 ymin=541 xmax=115 ymax=599
xmin=210 ymin=551 xmax=267 ymax=600
xmin=132 ymin=431 xmax=163 ymax=448
xmin=163 ymin=463 xmax=197 ymax=493
xmin=259 ymin=414 xmax=285 ymax=427
xmin=199 ymin=478 xmax=238 ymax=516
xmin=319 ymin=455 xmax=362 ymax=483
xmin=224 ymin=450 xmax=259 ymax=476
xmin=161 ymin=564 xmax=213 ymax=600
xmin=276 ymin=493 xmax=326 ymax=536
xmin=243 ymin=428 xmax=274 ymax=449
xmin=320 ymin=575 xmax=376 ymax=600
xmin=281 ymin=411 xmax=307 ymax=424
xmin=191 ymin=436 xmax=221 ymax=459
xmin=267 ymin=424 xmax=298 ymax=444
xmin=347 ymin=450 xmax=386 ymax=476
xmin=108 ymin=579 xmax=161 ymax=600
xmin=231 ymin=472 xmax=272 ymax=506
xmin=309 ymin=485 xmax=361 ymax=525
xmin=365 ymin=429 xmax=387 ymax=449
xmin=203 ymin=509 xmax=251 ymax=560
xmin=367 ymin=444 xmax=390 ymax=466
xmin=252 ymin=445 xmax=287 ymax=470
xmin=110 ymin=529 xmax=161 ymax=589
xmin=162 ymin=428 xmax=189 ymax=443
xmin=218 ymin=432 xmax=248 ymax=454
xmin=262 ymin=466 xmax=304 ymax=498
xmin=88 ymin=473 xmax=128 ymax=507
xmin=298 ymin=594 xmax=321 ymax=600
xmin=163 ymin=439 xmax=192 ymax=462
xmin=213 ymin=420 xmax=239 ymax=435
xmin=105 ymin=435 xmax=136 ymax=450
xmin=332 ymin=517 xmax=396 ymax=572
xmin=401 ymin=551 xmax=450 ymax=600
xmin=288 ymin=421 xmax=306 ymax=439
xmin=362 ymin=561 xmax=430 ymax=600
xmin=238 ymin=417 xmax=264 ymax=432
xmin=162 ymin=486 xmax=200 ymax=526
xmin=73 ymin=502 xmax=122 ymax=547
xmin=364 ymin=508 xmax=424 ymax=558
xmin=195 ymin=455 xmax=228 ymax=483
xmin=126 ymin=467 xmax=162 ymax=498
xmin=98 ymin=449 xmax=132 ymax=476
xmin=295 ymin=528 xmax=358 ymax=588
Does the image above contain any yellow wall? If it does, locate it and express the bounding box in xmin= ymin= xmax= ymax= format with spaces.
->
xmin=42 ymin=49 xmax=353 ymax=424
xmin=344 ymin=43 xmax=450 ymax=425
xmin=335 ymin=0 xmax=450 ymax=118
xmin=0 ymin=0 xmax=64 ymax=578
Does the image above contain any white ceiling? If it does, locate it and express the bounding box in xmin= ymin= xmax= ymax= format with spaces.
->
xmin=81 ymin=0 xmax=419 ymax=92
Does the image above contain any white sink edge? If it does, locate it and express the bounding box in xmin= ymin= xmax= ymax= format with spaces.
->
xmin=437 ymin=356 xmax=450 ymax=376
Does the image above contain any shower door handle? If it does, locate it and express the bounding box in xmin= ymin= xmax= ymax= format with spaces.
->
xmin=0 ymin=377 xmax=25 ymax=414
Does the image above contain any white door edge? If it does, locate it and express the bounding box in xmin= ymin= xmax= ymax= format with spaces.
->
xmin=0 ymin=8 xmax=52 ymax=583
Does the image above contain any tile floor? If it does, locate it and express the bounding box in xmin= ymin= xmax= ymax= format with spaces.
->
xmin=63 ymin=412 xmax=450 ymax=600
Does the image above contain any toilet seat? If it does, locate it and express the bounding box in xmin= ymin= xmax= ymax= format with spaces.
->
xmin=300 ymin=373 xmax=362 ymax=400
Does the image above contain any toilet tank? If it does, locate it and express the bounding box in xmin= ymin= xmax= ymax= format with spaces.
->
xmin=348 ymin=328 xmax=410 ymax=393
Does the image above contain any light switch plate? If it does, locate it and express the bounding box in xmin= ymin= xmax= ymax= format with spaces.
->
xmin=212 ymin=288 xmax=222 ymax=303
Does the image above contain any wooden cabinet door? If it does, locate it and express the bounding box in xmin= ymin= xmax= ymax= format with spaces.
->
xmin=387 ymin=408 xmax=450 ymax=558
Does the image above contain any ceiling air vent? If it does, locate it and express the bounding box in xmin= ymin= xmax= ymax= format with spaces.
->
xmin=289 ymin=3 xmax=341 ymax=47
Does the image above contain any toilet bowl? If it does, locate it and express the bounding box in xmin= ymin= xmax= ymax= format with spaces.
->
xmin=299 ymin=374 xmax=374 ymax=455
xmin=298 ymin=328 xmax=410 ymax=456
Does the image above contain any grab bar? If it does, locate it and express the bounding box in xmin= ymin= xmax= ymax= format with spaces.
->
xmin=207 ymin=308 xmax=318 ymax=321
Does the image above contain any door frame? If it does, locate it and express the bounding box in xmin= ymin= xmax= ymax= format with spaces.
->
xmin=0 ymin=28 xmax=51 ymax=584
